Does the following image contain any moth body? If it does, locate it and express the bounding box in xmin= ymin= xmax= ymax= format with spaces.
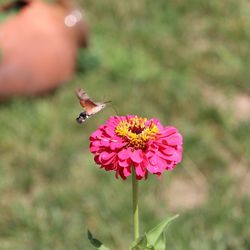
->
xmin=76 ymin=111 xmax=89 ymax=124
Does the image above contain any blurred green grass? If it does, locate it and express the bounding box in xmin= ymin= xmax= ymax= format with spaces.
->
xmin=0 ymin=0 xmax=250 ymax=249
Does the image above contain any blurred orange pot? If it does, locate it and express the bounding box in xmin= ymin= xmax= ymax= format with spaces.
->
xmin=0 ymin=0 xmax=88 ymax=99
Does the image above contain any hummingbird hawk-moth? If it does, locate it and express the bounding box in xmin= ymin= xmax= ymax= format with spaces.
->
xmin=75 ymin=88 xmax=109 ymax=123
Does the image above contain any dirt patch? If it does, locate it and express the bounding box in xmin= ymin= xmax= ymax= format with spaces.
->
xmin=201 ymin=84 xmax=250 ymax=123
xmin=233 ymin=94 xmax=250 ymax=122
xmin=164 ymin=175 xmax=208 ymax=212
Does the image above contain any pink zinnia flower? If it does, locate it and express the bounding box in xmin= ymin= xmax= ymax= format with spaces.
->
xmin=89 ymin=115 xmax=183 ymax=180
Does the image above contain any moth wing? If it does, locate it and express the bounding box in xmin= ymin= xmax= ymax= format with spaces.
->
xmin=75 ymin=88 xmax=98 ymax=111
xmin=75 ymin=88 xmax=89 ymax=101
xmin=84 ymin=99 xmax=101 ymax=115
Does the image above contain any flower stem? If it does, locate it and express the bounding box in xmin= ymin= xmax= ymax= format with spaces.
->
xmin=132 ymin=167 xmax=139 ymax=241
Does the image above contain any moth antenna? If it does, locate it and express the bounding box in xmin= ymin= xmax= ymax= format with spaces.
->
xmin=102 ymin=94 xmax=111 ymax=104
xmin=104 ymin=100 xmax=112 ymax=104
xmin=103 ymin=99 xmax=116 ymax=114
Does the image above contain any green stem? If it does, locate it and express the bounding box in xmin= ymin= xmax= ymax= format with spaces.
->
xmin=132 ymin=167 xmax=139 ymax=241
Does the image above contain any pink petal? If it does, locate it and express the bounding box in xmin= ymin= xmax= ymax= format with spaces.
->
xmin=160 ymin=145 xmax=176 ymax=155
xmin=167 ymin=152 xmax=181 ymax=162
xmin=104 ymin=163 xmax=116 ymax=171
xmin=165 ymin=161 xmax=175 ymax=170
xmin=118 ymin=149 xmax=130 ymax=160
xmin=99 ymin=152 xmax=116 ymax=165
xmin=91 ymin=141 xmax=102 ymax=147
xmin=94 ymin=154 xmax=101 ymax=164
xmin=123 ymin=167 xmax=131 ymax=177
xmin=149 ymin=155 xmax=158 ymax=165
xmin=90 ymin=145 xmax=99 ymax=153
xmin=119 ymin=159 xmax=130 ymax=167
xmin=147 ymin=164 xmax=160 ymax=174
xmin=104 ymin=127 xmax=115 ymax=137
xmin=164 ymin=127 xmax=178 ymax=136
xmin=115 ymin=141 xmax=127 ymax=149
xmin=167 ymin=133 xmax=183 ymax=146
xmin=157 ymin=158 xmax=166 ymax=172
xmin=100 ymin=140 xmax=110 ymax=147
xmin=90 ymin=129 xmax=102 ymax=139
xmin=109 ymin=141 xmax=127 ymax=151
xmin=135 ymin=164 xmax=146 ymax=177
xmin=145 ymin=150 xmax=154 ymax=158
xmin=130 ymin=149 xmax=143 ymax=163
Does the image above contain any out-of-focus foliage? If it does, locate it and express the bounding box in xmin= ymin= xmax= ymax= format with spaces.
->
xmin=0 ymin=0 xmax=249 ymax=249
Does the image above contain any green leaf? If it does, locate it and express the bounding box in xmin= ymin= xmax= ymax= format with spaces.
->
xmin=145 ymin=214 xmax=179 ymax=249
xmin=87 ymin=230 xmax=110 ymax=250
xmin=151 ymin=233 xmax=166 ymax=250
xmin=129 ymin=215 xmax=179 ymax=250
xmin=129 ymin=235 xmax=152 ymax=250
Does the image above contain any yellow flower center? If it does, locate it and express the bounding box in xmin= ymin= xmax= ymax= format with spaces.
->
xmin=115 ymin=116 xmax=159 ymax=149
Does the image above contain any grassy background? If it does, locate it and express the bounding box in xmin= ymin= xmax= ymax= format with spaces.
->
xmin=0 ymin=0 xmax=250 ymax=249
